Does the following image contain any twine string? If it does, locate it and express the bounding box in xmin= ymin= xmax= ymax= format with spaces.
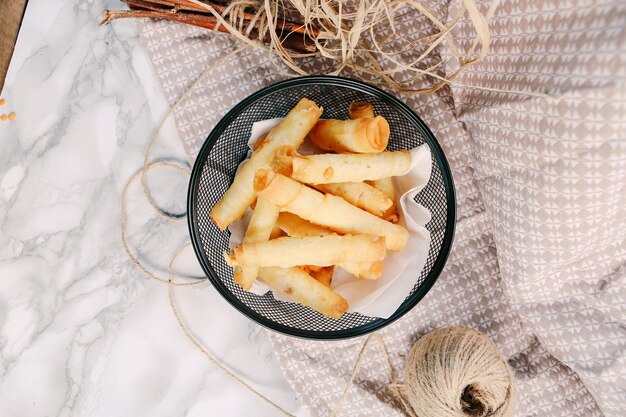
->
xmin=121 ymin=160 xmax=203 ymax=285
xmin=328 ymin=333 xmax=417 ymax=417
xmin=167 ymin=279 xmax=295 ymax=415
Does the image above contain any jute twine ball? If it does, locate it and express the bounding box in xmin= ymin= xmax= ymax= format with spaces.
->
xmin=403 ymin=327 xmax=516 ymax=417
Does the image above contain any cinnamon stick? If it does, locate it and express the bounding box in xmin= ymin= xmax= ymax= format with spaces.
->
xmin=121 ymin=0 xmax=320 ymax=37
xmin=101 ymin=9 xmax=317 ymax=53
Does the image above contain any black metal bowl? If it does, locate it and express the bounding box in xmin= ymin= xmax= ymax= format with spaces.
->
xmin=187 ymin=76 xmax=455 ymax=339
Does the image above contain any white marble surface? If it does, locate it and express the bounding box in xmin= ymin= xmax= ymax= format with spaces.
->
xmin=0 ymin=1 xmax=306 ymax=416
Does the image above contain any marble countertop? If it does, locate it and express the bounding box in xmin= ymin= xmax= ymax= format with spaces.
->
xmin=0 ymin=1 xmax=306 ymax=415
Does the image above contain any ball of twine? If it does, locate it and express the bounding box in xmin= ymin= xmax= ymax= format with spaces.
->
xmin=403 ymin=327 xmax=516 ymax=417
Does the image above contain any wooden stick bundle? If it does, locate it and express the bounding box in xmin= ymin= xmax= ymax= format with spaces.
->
xmin=101 ymin=0 xmax=318 ymax=53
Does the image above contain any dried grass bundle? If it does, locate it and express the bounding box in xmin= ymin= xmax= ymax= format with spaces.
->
xmin=103 ymin=0 xmax=501 ymax=94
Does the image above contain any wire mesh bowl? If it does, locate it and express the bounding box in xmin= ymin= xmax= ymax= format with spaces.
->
xmin=188 ymin=76 xmax=455 ymax=339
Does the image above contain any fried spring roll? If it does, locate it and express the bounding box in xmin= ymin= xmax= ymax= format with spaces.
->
xmin=255 ymin=170 xmax=409 ymax=251
xmin=348 ymin=102 xmax=375 ymax=119
xmin=369 ymin=177 xmax=399 ymax=223
xmin=210 ymin=98 xmax=323 ymax=229
xmin=276 ymin=213 xmax=383 ymax=279
xmin=312 ymin=182 xmax=393 ymax=217
xmin=276 ymin=212 xmax=336 ymax=237
xmin=227 ymin=235 xmax=386 ymax=268
xmin=259 ymin=267 xmax=348 ymax=319
xmin=308 ymin=116 xmax=390 ymax=153
xmin=341 ymin=261 xmax=384 ymax=280
xmin=310 ymin=266 xmax=334 ymax=287
xmin=272 ymin=145 xmax=296 ymax=176
xmin=290 ymin=150 xmax=412 ymax=185
xmin=234 ymin=198 xmax=280 ymax=290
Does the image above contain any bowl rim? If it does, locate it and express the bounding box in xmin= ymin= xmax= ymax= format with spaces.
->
xmin=187 ymin=75 xmax=456 ymax=340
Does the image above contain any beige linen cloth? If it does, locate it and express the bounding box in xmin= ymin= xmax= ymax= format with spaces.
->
xmin=136 ymin=1 xmax=626 ymax=415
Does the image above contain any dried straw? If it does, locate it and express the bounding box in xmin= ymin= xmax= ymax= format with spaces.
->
xmin=99 ymin=0 xmax=552 ymax=96
xmin=180 ymin=0 xmax=547 ymax=96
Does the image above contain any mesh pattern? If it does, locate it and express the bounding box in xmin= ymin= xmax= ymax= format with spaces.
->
xmin=190 ymin=80 xmax=454 ymax=337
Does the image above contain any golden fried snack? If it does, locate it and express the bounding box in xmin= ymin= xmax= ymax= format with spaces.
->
xmin=258 ymin=267 xmax=348 ymax=318
xmin=255 ymin=170 xmax=409 ymax=251
xmin=271 ymin=145 xmax=296 ymax=176
xmin=340 ymin=261 xmax=384 ymax=280
xmin=234 ymin=198 xmax=280 ymax=290
xmin=310 ymin=266 xmax=334 ymax=287
xmin=276 ymin=212 xmax=336 ymax=237
xmin=290 ymin=150 xmax=411 ymax=184
xmin=308 ymin=116 xmax=389 ymax=153
xmin=348 ymin=102 xmax=375 ymax=119
xmin=276 ymin=213 xmax=383 ymax=279
xmin=210 ymin=98 xmax=323 ymax=230
xmin=227 ymin=235 xmax=386 ymax=268
xmin=312 ymin=182 xmax=393 ymax=217
xmin=369 ymin=177 xmax=399 ymax=223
